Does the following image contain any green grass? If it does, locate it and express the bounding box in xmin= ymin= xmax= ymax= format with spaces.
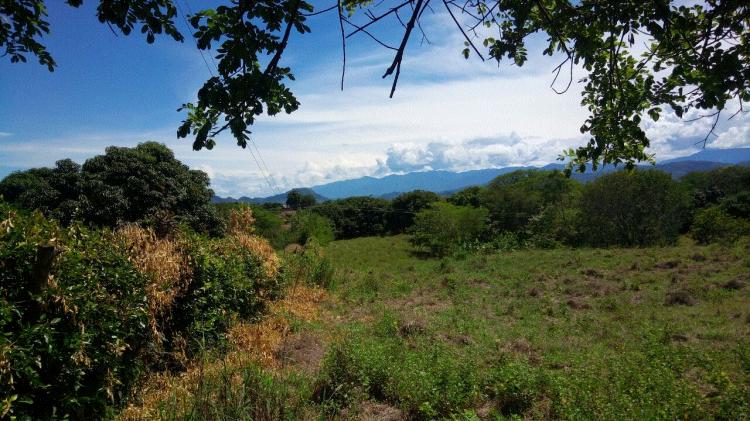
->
xmin=317 ymin=235 xmax=750 ymax=419
xmin=139 ymin=235 xmax=750 ymax=420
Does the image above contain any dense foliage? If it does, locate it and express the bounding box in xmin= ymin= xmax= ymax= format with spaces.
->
xmin=388 ymin=190 xmax=441 ymax=234
xmin=311 ymin=197 xmax=391 ymax=239
xmin=0 ymin=203 xmax=285 ymax=418
xmin=286 ymin=189 xmax=317 ymax=210
xmin=0 ymin=142 xmax=222 ymax=235
xmin=577 ymin=170 xmax=691 ymax=247
xmin=409 ymin=202 xmax=488 ymax=256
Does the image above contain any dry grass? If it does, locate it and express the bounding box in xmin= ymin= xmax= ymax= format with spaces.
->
xmin=117 ymin=284 xmax=327 ymax=420
xmin=116 ymin=225 xmax=190 ymax=345
xmin=227 ymin=206 xmax=256 ymax=236
xmin=229 ymin=233 xmax=281 ymax=279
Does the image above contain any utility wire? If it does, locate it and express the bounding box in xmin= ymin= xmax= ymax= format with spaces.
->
xmin=174 ymin=0 xmax=215 ymax=77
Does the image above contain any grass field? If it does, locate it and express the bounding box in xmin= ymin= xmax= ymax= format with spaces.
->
xmin=128 ymin=235 xmax=750 ymax=420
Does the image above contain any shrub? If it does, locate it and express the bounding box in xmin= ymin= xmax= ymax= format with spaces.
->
xmin=0 ymin=206 xmax=150 ymax=419
xmin=311 ymin=197 xmax=390 ymax=239
xmin=290 ymin=210 xmax=335 ymax=246
xmin=388 ymin=190 xmax=441 ymax=233
xmin=525 ymin=205 xmax=580 ymax=248
xmin=283 ymin=239 xmax=335 ymax=288
xmin=215 ymin=203 xmax=288 ymax=248
xmin=172 ymin=233 xmax=284 ymax=353
xmin=577 ymin=169 xmax=691 ymax=247
xmin=409 ymin=202 xmax=488 ymax=257
xmin=482 ymin=170 xmax=580 ymax=235
xmin=691 ymin=205 xmax=750 ymax=244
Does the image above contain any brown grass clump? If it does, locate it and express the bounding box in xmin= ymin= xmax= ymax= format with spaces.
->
xmin=227 ymin=206 xmax=256 ymax=236
xmin=117 ymin=285 xmax=327 ymax=420
xmin=116 ymin=224 xmax=190 ymax=344
xmin=229 ymin=233 xmax=281 ymax=278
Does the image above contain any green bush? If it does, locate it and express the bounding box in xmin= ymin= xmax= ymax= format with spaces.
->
xmin=283 ymin=239 xmax=335 ymax=288
xmin=0 ymin=202 xmax=287 ymax=418
xmin=409 ymin=202 xmax=488 ymax=257
xmin=173 ymin=233 xmax=284 ymax=353
xmin=691 ymin=205 xmax=750 ymax=244
xmin=577 ymin=169 xmax=690 ymax=247
xmin=0 ymin=206 xmax=150 ymax=419
xmin=311 ymin=197 xmax=390 ymax=239
xmin=290 ymin=210 xmax=335 ymax=246
xmin=388 ymin=190 xmax=441 ymax=233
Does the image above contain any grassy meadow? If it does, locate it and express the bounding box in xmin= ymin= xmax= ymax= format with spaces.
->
xmin=126 ymin=234 xmax=750 ymax=420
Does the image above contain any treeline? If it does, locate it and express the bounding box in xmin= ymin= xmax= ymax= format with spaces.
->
xmin=289 ymin=167 xmax=750 ymax=256
xmin=0 ymin=142 xmax=223 ymax=235
xmin=0 ymin=144 xmax=332 ymax=418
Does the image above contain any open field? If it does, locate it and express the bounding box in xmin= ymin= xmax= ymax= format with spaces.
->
xmin=131 ymin=235 xmax=750 ymax=420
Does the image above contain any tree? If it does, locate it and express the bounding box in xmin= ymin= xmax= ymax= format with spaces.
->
xmin=481 ymin=170 xmax=579 ymax=234
xmin=311 ymin=196 xmax=390 ymax=239
xmin=388 ymin=190 xmax=440 ymax=233
xmin=577 ymin=169 xmax=690 ymax=247
xmin=409 ymin=202 xmax=488 ymax=256
xmin=3 ymin=1 xmax=748 ymax=169
xmin=448 ymin=186 xmax=484 ymax=208
xmin=0 ymin=142 xmax=222 ymax=234
xmin=286 ymin=189 xmax=316 ymax=210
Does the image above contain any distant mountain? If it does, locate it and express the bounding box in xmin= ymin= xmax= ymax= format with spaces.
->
xmin=310 ymin=166 xmax=535 ymax=199
xmin=662 ymin=148 xmax=750 ymax=164
xmin=213 ymin=148 xmax=750 ymax=203
xmin=212 ymin=188 xmax=327 ymax=205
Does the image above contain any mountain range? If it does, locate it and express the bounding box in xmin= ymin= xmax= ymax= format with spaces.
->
xmin=213 ymin=148 xmax=750 ymax=204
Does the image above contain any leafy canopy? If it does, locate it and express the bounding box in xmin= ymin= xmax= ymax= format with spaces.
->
xmin=2 ymin=1 xmax=748 ymax=169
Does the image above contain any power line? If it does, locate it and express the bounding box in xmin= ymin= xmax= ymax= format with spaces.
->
xmin=174 ymin=0 xmax=215 ymax=77
xmin=181 ymin=0 xmax=220 ymax=72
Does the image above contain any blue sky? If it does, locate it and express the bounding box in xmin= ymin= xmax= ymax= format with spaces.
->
xmin=2 ymin=1 xmax=749 ymax=197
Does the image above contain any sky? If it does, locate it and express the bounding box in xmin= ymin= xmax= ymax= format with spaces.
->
xmin=1 ymin=1 xmax=749 ymax=197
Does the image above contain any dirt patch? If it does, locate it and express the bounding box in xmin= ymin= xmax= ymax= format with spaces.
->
xmin=691 ymin=253 xmax=706 ymax=262
xmin=722 ymin=277 xmax=746 ymax=290
xmin=567 ymin=298 xmax=591 ymax=310
xmin=665 ymin=290 xmax=696 ymax=306
xmin=350 ymin=401 xmax=405 ymax=421
xmin=581 ymin=268 xmax=604 ymax=278
xmin=387 ymin=289 xmax=450 ymax=314
xmin=276 ymin=332 xmax=325 ymax=374
xmin=654 ymin=260 xmax=680 ymax=270
xmin=442 ymin=332 xmax=474 ymax=346
xmin=284 ymin=243 xmax=304 ymax=254
xmin=502 ymin=339 xmax=542 ymax=365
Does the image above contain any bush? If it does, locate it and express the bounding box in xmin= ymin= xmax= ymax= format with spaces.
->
xmin=0 ymin=206 xmax=150 ymax=419
xmin=691 ymin=205 xmax=750 ymax=244
xmin=388 ymin=190 xmax=441 ymax=233
xmin=173 ymin=233 xmax=284 ymax=353
xmin=311 ymin=197 xmax=390 ymax=239
xmin=290 ymin=210 xmax=335 ymax=246
xmin=0 ymin=202 xmax=287 ymax=417
xmin=409 ymin=203 xmax=488 ymax=257
xmin=481 ymin=170 xmax=580 ymax=235
xmin=577 ymin=169 xmax=690 ymax=247
xmin=283 ymin=239 xmax=335 ymax=288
